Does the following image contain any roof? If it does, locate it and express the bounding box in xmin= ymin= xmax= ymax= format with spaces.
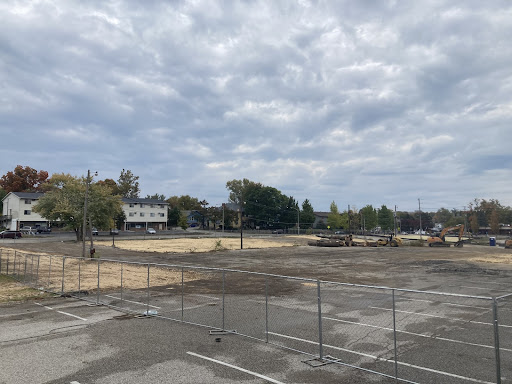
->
xmin=121 ymin=197 xmax=168 ymax=205
xmin=2 ymin=192 xmax=45 ymax=202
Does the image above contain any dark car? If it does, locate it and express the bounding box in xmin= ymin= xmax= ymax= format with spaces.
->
xmin=0 ymin=230 xmax=23 ymax=239
xmin=92 ymin=228 xmax=99 ymax=235
xmin=272 ymin=229 xmax=284 ymax=234
xmin=36 ymin=227 xmax=52 ymax=234
xmin=110 ymin=228 xmax=119 ymax=235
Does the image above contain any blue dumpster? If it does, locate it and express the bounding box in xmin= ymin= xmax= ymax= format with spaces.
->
xmin=489 ymin=237 xmax=496 ymax=246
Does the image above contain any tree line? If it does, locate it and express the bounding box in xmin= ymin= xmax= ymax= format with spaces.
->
xmin=1 ymin=165 xmax=511 ymax=236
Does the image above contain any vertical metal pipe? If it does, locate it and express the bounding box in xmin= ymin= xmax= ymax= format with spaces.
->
xmin=61 ymin=257 xmax=66 ymax=294
xmin=0 ymin=249 xmax=2 ymax=274
xmin=78 ymin=258 xmax=81 ymax=300
xmin=13 ymin=251 xmax=16 ymax=277
xmin=222 ymin=270 xmax=225 ymax=330
xmin=6 ymin=255 xmax=9 ymax=275
xmin=146 ymin=263 xmax=150 ymax=315
xmin=35 ymin=255 xmax=40 ymax=287
xmin=181 ymin=267 xmax=184 ymax=321
xmin=493 ymin=298 xmax=502 ymax=384
xmin=265 ymin=276 xmax=269 ymax=343
xmin=96 ymin=258 xmax=100 ymax=304
xmin=30 ymin=255 xmax=34 ymax=285
xmin=48 ymin=255 xmax=52 ymax=289
xmin=120 ymin=263 xmax=123 ymax=307
xmin=392 ymin=289 xmax=398 ymax=380
xmin=317 ymin=280 xmax=324 ymax=360
xmin=23 ymin=255 xmax=28 ymax=282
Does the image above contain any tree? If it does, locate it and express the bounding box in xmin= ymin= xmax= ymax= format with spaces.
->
xmin=97 ymin=179 xmax=120 ymax=195
xmin=378 ymin=205 xmax=393 ymax=231
xmin=0 ymin=165 xmax=49 ymax=192
xmin=226 ymin=178 xmax=262 ymax=205
xmin=33 ymin=175 xmax=123 ymax=241
xmin=244 ymin=185 xmax=288 ymax=229
xmin=469 ymin=213 xmax=479 ymax=234
xmin=146 ymin=193 xmax=166 ymax=200
xmin=167 ymin=195 xmax=201 ymax=210
xmin=360 ymin=205 xmax=378 ymax=231
xmin=117 ymin=169 xmax=140 ymax=198
xmin=433 ymin=208 xmax=453 ymax=225
xmin=168 ymin=206 xmax=181 ymax=227
xmin=327 ymin=201 xmax=343 ymax=229
xmin=490 ymin=209 xmax=500 ymax=235
xmin=300 ymin=199 xmax=315 ymax=228
xmin=0 ymin=188 xmax=6 ymax=215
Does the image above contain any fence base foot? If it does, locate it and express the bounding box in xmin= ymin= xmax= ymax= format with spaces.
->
xmin=303 ymin=355 xmax=339 ymax=368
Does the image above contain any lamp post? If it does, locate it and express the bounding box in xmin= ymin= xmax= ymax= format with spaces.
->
xmin=82 ymin=170 xmax=97 ymax=258
xmin=294 ymin=206 xmax=300 ymax=235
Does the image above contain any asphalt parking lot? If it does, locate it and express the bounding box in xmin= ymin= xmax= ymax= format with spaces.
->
xmin=0 ymin=297 xmax=399 ymax=384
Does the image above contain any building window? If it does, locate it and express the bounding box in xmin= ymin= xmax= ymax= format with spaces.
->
xmin=129 ymin=203 xmax=135 ymax=208
xmin=150 ymin=213 xmax=155 ymax=217
xmin=129 ymin=212 xmax=134 ymax=217
xmin=159 ymin=213 xmax=165 ymax=217
xmin=24 ymin=210 xmax=31 ymax=215
xmin=25 ymin=199 xmax=32 ymax=204
xmin=140 ymin=213 xmax=145 ymax=217
xmin=159 ymin=205 xmax=165 ymax=209
xmin=140 ymin=204 xmax=145 ymax=208
xmin=150 ymin=204 xmax=155 ymax=208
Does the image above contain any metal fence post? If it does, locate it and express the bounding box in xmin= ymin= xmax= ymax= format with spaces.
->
xmin=222 ymin=270 xmax=225 ymax=330
xmin=61 ymin=257 xmax=66 ymax=294
xmin=493 ymin=298 xmax=502 ymax=384
xmin=78 ymin=258 xmax=81 ymax=300
xmin=392 ymin=289 xmax=398 ymax=381
xmin=181 ymin=267 xmax=184 ymax=321
xmin=48 ymin=255 xmax=52 ymax=289
xmin=14 ymin=251 xmax=17 ymax=278
xmin=265 ymin=275 xmax=269 ymax=343
xmin=35 ymin=255 xmax=40 ymax=287
xmin=0 ymin=249 xmax=2 ymax=274
xmin=6 ymin=255 xmax=9 ymax=276
xmin=30 ymin=255 xmax=34 ymax=285
xmin=146 ymin=263 xmax=150 ymax=315
xmin=96 ymin=258 xmax=100 ymax=304
xmin=317 ymin=280 xmax=324 ymax=360
xmin=120 ymin=263 xmax=123 ymax=307
xmin=23 ymin=255 xmax=28 ymax=282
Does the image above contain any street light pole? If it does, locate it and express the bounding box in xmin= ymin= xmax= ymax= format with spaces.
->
xmin=82 ymin=170 xmax=91 ymax=258
xmin=82 ymin=170 xmax=97 ymax=258
xmin=296 ymin=206 xmax=300 ymax=235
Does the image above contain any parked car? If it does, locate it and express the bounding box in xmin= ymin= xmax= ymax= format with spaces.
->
xmin=334 ymin=230 xmax=345 ymax=235
xmin=272 ymin=229 xmax=284 ymax=234
xmin=92 ymin=228 xmax=99 ymax=235
xmin=36 ymin=227 xmax=52 ymax=234
xmin=0 ymin=230 xmax=23 ymax=239
xmin=146 ymin=228 xmax=156 ymax=234
xmin=110 ymin=228 xmax=119 ymax=235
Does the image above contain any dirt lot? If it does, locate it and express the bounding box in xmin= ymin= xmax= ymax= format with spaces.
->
xmin=2 ymin=235 xmax=512 ymax=294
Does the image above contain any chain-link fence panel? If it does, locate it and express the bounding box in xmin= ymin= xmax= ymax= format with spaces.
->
xmin=265 ymin=276 xmax=320 ymax=357
xmin=393 ymin=290 xmax=497 ymax=383
xmin=146 ymin=264 xmax=184 ymax=320
xmin=320 ymin=283 xmax=396 ymax=378
xmin=223 ymin=271 xmax=267 ymax=340
xmin=181 ymin=267 xmax=223 ymax=329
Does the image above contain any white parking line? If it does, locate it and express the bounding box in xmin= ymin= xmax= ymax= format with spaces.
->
xmin=187 ymin=352 xmax=285 ymax=383
xmin=323 ymin=317 xmax=512 ymax=352
xmin=399 ymin=297 xmax=490 ymax=310
xmin=268 ymin=332 xmax=494 ymax=384
xmin=369 ymin=306 xmax=512 ymax=328
xmin=35 ymin=303 xmax=87 ymax=321
xmin=104 ymin=295 xmax=160 ymax=309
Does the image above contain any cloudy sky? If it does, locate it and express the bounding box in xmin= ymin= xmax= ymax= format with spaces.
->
xmin=1 ymin=1 xmax=511 ymax=212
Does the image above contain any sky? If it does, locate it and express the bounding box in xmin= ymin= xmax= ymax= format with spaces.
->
xmin=1 ymin=1 xmax=512 ymax=212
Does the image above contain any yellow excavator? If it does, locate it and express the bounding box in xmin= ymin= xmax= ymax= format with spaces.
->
xmin=377 ymin=234 xmax=403 ymax=247
xmin=505 ymin=240 xmax=512 ymax=249
xmin=427 ymin=224 xmax=465 ymax=247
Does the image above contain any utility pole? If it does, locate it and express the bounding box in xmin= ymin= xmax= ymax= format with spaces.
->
xmin=463 ymin=206 xmax=467 ymax=236
xmin=394 ymin=205 xmax=397 ymax=237
xmin=348 ymin=204 xmax=351 ymax=234
xmin=240 ymin=191 xmax=243 ymax=250
xmin=222 ymin=203 xmax=225 ymax=237
xmin=296 ymin=206 xmax=300 ymax=235
xmin=418 ymin=198 xmax=422 ymax=240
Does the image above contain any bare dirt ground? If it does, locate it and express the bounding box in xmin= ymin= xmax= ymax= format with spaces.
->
xmin=3 ymin=235 xmax=512 ymax=295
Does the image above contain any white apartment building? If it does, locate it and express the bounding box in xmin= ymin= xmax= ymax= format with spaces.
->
xmin=122 ymin=198 xmax=168 ymax=231
xmin=1 ymin=192 xmax=49 ymax=230
xmin=1 ymin=193 xmax=168 ymax=231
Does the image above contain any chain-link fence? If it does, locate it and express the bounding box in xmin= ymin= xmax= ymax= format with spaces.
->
xmin=0 ymin=248 xmax=508 ymax=384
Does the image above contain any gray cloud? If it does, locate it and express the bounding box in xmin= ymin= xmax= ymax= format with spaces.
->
xmin=1 ymin=0 xmax=512 ymax=212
